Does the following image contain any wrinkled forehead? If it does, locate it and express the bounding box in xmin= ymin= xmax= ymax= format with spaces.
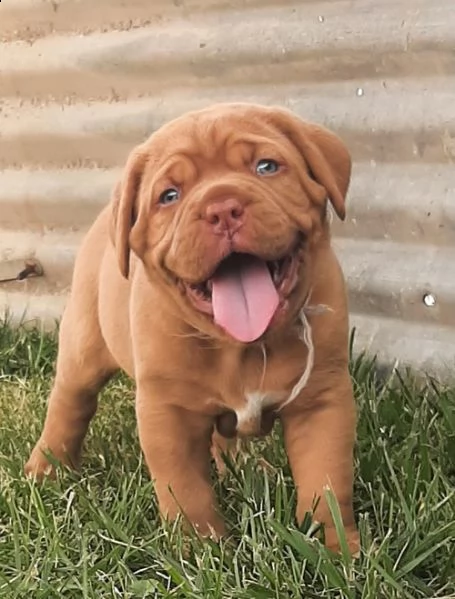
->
xmin=145 ymin=107 xmax=288 ymax=170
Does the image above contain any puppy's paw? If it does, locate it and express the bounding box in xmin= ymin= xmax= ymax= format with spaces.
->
xmin=179 ymin=507 xmax=227 ymax=541
xmin=192 ymin=518 xmax=226 ymax=542
xmin=160 ymin=496 xmax=226 ymax=542
xmin=325 ymin=526 xmax=360 ymax=557
xmin=24 ymin=452 xmax=57 ymax=481
xmin=24 ymin=442 xmax=75 ymax=481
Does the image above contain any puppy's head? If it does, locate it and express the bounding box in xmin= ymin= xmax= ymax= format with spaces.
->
xmin=110 ymin=103 xmax=351 ymax=343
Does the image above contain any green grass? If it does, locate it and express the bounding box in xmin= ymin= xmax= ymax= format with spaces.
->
xmin=0 ymin=321 xmax=454 ymax=598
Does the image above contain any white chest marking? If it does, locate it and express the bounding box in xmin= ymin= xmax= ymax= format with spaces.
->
xmin=236 ymin=304 xmax=319 ymax=424
xmin=236 ymin=391 xmax=285 ymax=426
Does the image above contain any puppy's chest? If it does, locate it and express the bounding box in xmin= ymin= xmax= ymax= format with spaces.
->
xmin=210 ymin=339 xmax=310 ymax=417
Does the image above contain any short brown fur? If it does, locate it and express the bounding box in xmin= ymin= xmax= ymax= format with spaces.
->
xmin=26 ymin=103 xmax=359 ymax=554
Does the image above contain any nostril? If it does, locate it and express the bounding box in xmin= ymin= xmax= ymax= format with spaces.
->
xmin=231 ymin=206 xmax=243 ymax=220
xmin=208 ymin=213 xmax=220 ymax=225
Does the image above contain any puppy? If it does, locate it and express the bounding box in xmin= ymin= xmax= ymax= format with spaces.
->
xmin=25 ymin=103 xmax=359 ymax=554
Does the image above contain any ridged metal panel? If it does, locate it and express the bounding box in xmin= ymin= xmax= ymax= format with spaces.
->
xmin=1 ymin=0 xmax=454 ymax=377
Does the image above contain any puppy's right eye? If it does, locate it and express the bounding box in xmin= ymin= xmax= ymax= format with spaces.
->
xmin=158 ymin=188 xmax=180 ymax=206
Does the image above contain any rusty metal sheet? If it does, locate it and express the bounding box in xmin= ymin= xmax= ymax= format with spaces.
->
xmin=0 ymin=0 xmax=454 ymax=377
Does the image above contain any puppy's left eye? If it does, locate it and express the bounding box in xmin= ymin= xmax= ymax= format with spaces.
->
xmin=158 ymin=188 xmax=180 ymax=206
xmin=255 ymin=159 xmax=280 ymax=176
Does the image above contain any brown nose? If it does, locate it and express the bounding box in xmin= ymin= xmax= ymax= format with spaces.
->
xmin=205 ymin=198 xmax=244 ymax=234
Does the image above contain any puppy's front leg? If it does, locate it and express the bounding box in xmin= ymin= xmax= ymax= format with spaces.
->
xmin=136 ymin=384 xmax=225 ymax=538
xmin=281 ymin=372 xmax=359 ymax=554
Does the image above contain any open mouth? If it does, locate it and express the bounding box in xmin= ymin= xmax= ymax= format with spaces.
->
xmin=183 ymin=250 xmax=300 ymax=343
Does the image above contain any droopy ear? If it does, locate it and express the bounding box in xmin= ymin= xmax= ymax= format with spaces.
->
xmin=110 ymin=148 xmax=147 ymax=278
xmin=268 ymin=108 xmax=351 ymax=220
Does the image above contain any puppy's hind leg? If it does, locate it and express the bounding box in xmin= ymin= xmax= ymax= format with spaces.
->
xmin=211 ymin=430 xmax=239 ymax=477
xmin=25 ymin=301 xmax=118 ymax=480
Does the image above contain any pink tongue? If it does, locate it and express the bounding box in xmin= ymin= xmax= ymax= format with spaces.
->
xmin=211 ymin=255 xmax=279 ymax=343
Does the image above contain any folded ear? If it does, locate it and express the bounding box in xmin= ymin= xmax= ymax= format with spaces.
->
xmin=110 ymin=148 xmax=147 ymax=278
xmin=268 ymin=108 xmax=351 ymax=220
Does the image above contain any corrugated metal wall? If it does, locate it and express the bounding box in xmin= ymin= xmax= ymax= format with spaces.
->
xmin=1 ymin=0 xmax=454 ymax=377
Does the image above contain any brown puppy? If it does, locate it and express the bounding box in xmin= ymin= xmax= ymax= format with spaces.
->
xmin=25 ymin=103 xmax=359 ymax=554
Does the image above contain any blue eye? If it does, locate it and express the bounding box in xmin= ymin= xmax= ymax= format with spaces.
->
xmin=159 ymin=188 xmax=180 ymax=205
xmin=256 ymin=159 xmax=280 ymax=176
